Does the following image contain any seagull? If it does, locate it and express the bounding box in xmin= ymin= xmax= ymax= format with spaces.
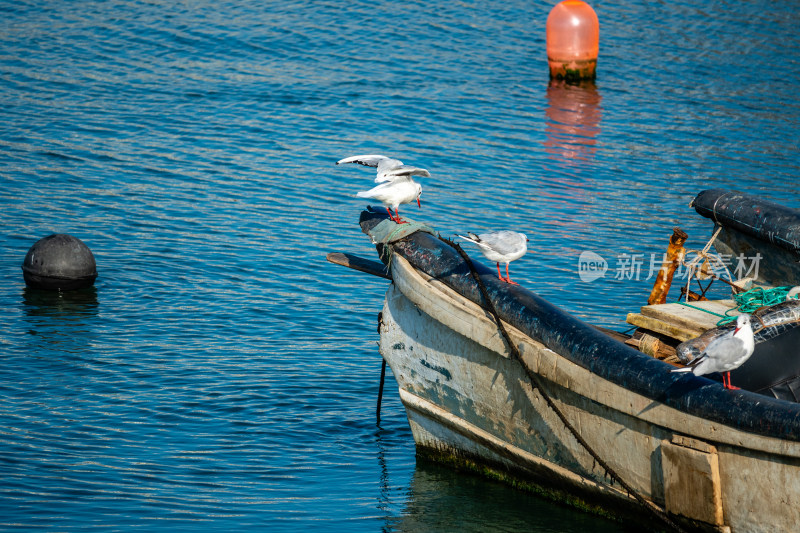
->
xmin=336 ymin=154 xmax=431 ymax=183
xmin=457 ymin=231 xmax=529 ymax=285
xmin=671 ymin=314 xmax=755 ymax=390
xmin=356 ymin=178 xmax=422 ymax=224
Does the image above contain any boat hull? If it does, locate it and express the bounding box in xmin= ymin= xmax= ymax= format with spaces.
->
xmin=380 ymin=253 xmax=800 ymax=533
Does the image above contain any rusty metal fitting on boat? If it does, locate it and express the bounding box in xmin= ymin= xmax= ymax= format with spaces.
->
xmin=648 ymin=227 xmax=688 ymax=305
xmin=680 ymin=286 xmax=709 ymax=302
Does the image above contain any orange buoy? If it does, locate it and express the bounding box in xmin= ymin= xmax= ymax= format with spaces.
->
xmin=546 ymin=0 xmax=599 ymax=81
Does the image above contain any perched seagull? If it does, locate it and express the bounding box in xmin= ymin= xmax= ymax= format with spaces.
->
xmin=356 ymin=178 xmax=422 ymax=224
xmin=336 ymin=154 xmax=431 ymax=183
xmin=671 ymin=314 xmax=755 ymax=390
xmin=457 ymin=231 xmax=529 ymax=285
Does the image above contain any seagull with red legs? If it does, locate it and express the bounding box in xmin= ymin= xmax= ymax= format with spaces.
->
xmin=671 ymin=314 xmax=755 ymax=390
xmin=355 ymin=177 xmax=422 ymax=224
xmin=457 ymin=231 xmax=529 ymax=285
xmin=338 ymin=154 xmax=429 ymax=224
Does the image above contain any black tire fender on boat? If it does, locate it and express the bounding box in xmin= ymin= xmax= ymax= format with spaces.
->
xmin=692 ymin=189 xmax=800 ymax=257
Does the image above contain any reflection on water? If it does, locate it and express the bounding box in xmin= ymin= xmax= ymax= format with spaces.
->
xmin=22 ymin=286 xmax=99 ymax=320
xmin=544 ymin=80 xmax=603 ymax=165
xmin=392 ymin=460 xmax=624 ymax=533
xmin=22 ymin=287 xmax=99 ymax=351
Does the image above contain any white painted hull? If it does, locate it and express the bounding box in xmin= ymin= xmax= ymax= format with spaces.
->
xmin=379 ymin=254 xmax=800 ymax=533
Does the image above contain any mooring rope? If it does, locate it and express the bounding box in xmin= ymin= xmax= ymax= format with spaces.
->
xmin=440 ymin=235 xmax=687 ymax=533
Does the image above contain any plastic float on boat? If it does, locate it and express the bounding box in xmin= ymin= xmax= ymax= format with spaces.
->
xmin=327 ymin=190 xmax=800 ymax=533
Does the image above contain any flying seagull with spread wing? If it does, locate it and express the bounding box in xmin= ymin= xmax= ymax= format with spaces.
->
xmin=336 ymin=154 xmax=431 ymax=183
xmin=338 ymin=154 xmax=429 ymax=224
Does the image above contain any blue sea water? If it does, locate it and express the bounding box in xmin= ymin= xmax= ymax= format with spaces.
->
xmin=1 ymin=0 xmax=799 ymax=531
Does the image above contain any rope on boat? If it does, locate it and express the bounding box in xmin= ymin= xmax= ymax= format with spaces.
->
xmin=369 ymin=213 xmax=436 ymax=266
xmin=377 ymin=312 xmax=387 ymax=425
xmin=733 ymin=286 xmax=793 ymax=313
xmin=677 ymin=301 xmax=729 ymax=325
xmin=680 ymin=286 xmax=795 ymax=327
xmin=678 ymin=225 xmax=796 ymax=326
xmin=720 ymin=286 xmax=795 ymax=327
xmin=441 ymin=235 xmax=688 ymax=533
xmin=681 ymin=226 xmax=735 ymax=302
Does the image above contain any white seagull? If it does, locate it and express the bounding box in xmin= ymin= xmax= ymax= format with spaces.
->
xmin=671 ymin=314 xmax=755 ymax=390
xmin=457 ymin=231 xmax=529 ymax=285
xmin=356 ymin=178 xmax=422 ymax=224
xmin=336 ymin=154 xmax=431 ymax=183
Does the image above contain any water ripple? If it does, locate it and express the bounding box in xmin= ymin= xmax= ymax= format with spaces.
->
xmin=1 ymin=0 xmax=798 ymax=530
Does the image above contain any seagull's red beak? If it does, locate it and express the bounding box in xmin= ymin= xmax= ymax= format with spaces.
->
xmin=417 ymin=197 xmax=421 ymax=209
xmin=734 ymin=326 xmax=741 ymax=335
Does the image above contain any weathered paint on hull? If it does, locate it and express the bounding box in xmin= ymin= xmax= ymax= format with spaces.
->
xmin=380 ymin=254 xmax=800 ymax=533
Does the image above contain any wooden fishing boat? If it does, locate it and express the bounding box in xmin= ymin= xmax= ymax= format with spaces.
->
xmin=328 ymin=190 xmax=800 ymax=533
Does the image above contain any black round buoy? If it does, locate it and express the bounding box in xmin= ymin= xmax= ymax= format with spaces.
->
xmin=22 ymin=234 xmax=98 ymax=291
